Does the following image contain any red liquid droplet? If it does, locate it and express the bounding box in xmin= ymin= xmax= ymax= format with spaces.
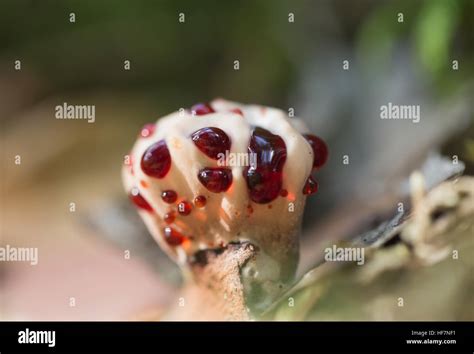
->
xmin=140 ymin=123 xmax=156 ymax=138
xmin=230 ymin=108 xmax=243 ymax=116
xmin=129 ymin=188 xmax=153 ymax=212
xmin=161 ymin=190 xmax=177 ymax=204
xmin=247 ymin=205 xmax=254 ymax=214
xmin=198 ymin=168 xmax=233 ymax=193
xmin=163 ymin=227 xmax=185 ymax=246
xmin=164 ymin=211 xmax=176 ymax=224
xmin=191 ymin=127 xmax=231 ymax=160
xmin=244 ymin=128 xmax=287 ymax=204
xmin=280 ymin=189 xmax=288 ymax=197
xmin=194 ymin=195 xmax=207 ymax=208
xmin=177 ymin=200 xmax=192 ymax=215
xmin=302 ymin=176 xmax=318 ymax=195
xmin=141 ymin=140 xmax=171 ymax=178
xmin=303 ymin=134 xmax=328 ymax=170
xmin=191 ymin=103 xmax=215 ymax=116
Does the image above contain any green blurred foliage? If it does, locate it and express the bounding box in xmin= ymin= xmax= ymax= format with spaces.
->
xmin=1 ymin=0 xmax=473 ymax=111
xmin=415 ymin=0 xmax=459 ymax=76
xmin=0 ymin=0 xmax=310 ymax=112
xmin=357 ymin=0 xmax=474 ymax=95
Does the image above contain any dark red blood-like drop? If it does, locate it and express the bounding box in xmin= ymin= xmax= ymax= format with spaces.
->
xmin=302 ymin=176 xmax=319 ymax=195
xmin=140 ymin=123 xmax=156 ymax=138
xmin=198 ymin=168 xmax=233 ymax=193
xmin=303 ymin=134 xmax=328 ymax=170
xmin=141 ymin=140 xmax=171 ymax=178
xmin=194 ymin=195 xmax=207 ymax=208
xmin=164 ymin=211 xmax=176 ymax=224
xmin=163 ymin=227 xmax=185 ymax=246
xmin=191 ymin=103 xmax=215 ymax=116
xmin=177 ymin=200 xmax=192 ymax=215
xmin=191 ymin=127 xmax=231 ymax=160
xmin=280 ymin=189 xmax=288 ymax=197
xmin=129 ymin=188 xmax=153 ymax=212
xmin=161 ymin=190 xmax=177 ymax=204
xmin=244 ymin=127 xmax=287 ymax=204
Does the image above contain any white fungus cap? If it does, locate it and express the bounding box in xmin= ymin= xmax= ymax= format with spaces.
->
xmin=122 ymin=99 xmax=318 ymax=283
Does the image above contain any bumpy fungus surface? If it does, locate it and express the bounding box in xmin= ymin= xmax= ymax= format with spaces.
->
xmin=123 ymin=99 xmax=328 ymax=306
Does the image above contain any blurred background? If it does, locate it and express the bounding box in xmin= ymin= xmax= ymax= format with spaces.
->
xmin=0 ymin=0 xmax=473 ymax=320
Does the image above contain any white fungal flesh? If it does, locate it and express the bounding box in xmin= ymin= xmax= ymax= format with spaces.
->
xmin=122 ymin=99 xmax=314 ymax=267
